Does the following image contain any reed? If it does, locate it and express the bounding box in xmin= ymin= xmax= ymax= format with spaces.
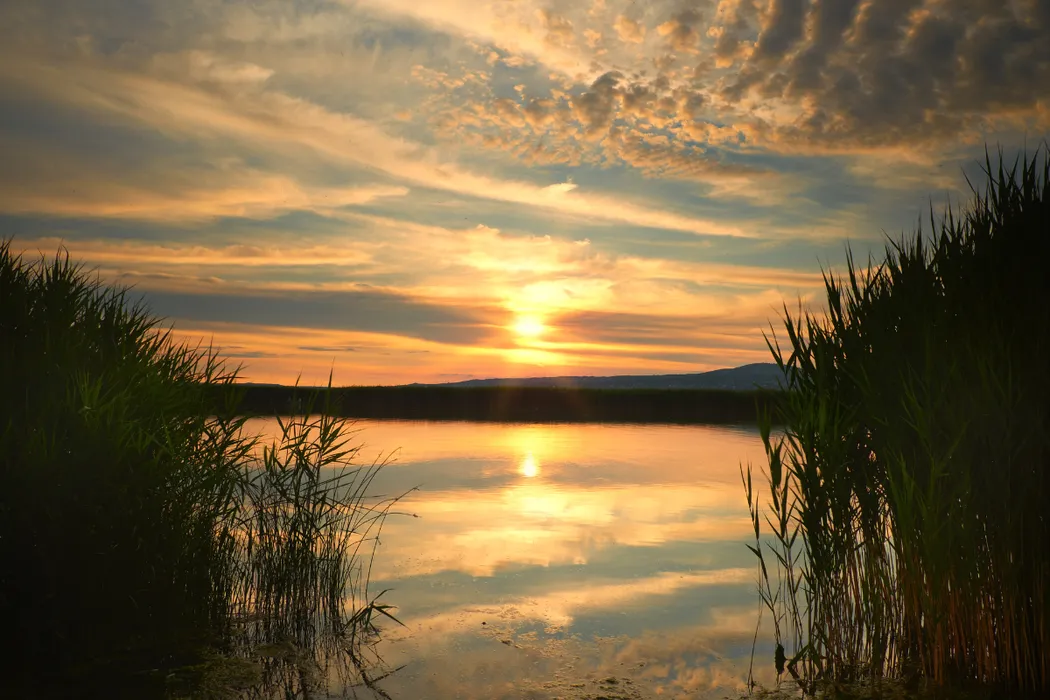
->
xmin=744 ymin=145 xmax=1050 ymax=696
xmin=0 ymin=240 xmax=400 ymax=695
xmin=231 ymin=403 xmax=401 ymax=654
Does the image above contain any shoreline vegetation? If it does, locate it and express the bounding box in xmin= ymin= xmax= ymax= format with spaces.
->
xmin=744 ymin=146 xmax=1049 ymax=699
xmin=0 ymin=240 xmax=403 ymax=698
xmin=234 ymin=384 xmax=781 ymax=425
xmin=4 ymin=139 xmax=1046 ymax=700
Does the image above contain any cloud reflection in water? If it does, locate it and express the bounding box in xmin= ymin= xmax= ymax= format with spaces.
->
xmin=245 ymin=419 xmax=778 ymax=698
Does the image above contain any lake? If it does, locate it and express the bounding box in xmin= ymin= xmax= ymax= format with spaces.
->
xmin=244 ymin=418 xmax=777 ymax=699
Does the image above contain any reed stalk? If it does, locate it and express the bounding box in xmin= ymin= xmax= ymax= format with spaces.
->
xmin=744 ymin=145 xmax=1050 ymax=696
xmin=0 ymin=241 xmax=401 ymax=695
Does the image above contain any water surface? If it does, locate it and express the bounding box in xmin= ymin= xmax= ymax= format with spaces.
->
xmin=247 ymin=419 xmax=776 ymax=699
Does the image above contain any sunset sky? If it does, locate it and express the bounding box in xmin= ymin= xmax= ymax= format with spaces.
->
xmin=3 ymin=1 xmax=1047 ymax=385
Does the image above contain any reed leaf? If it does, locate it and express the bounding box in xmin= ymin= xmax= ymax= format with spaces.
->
xmin=744 ymin=144 xmax=1050 ymax=696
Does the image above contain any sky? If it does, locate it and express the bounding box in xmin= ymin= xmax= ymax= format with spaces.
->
xmin=2 ymin=0 xmax=1048 ymax=385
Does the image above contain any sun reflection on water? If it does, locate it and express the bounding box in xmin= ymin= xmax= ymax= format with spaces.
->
xmin=244 ymin=419 xmax=776 ymax=699
xmin=519 ymin=452 xmax=540 ymax=478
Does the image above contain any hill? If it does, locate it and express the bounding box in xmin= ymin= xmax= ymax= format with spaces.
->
xmin=411 ymin=362 xmax=786 ymax=391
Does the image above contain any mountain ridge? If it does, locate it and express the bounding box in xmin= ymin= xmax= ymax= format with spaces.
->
xmin=406 ymin=362 xmax=786 ymax=391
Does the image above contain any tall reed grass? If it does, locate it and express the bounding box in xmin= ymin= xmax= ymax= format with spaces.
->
xmin=0 ymin=240 xmax=401 ymax=695
xmin=744 ymin=146 xmax=1050 ymax=696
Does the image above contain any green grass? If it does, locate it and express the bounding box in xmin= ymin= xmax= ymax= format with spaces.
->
xmin=743 ymin=145 xmax=1050 ymax=697
xmin=0 ymin=241 xmax=403 ymax=696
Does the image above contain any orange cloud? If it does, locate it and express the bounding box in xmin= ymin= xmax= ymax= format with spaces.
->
xmin=613 ymin=15 xmax=646 ymax=44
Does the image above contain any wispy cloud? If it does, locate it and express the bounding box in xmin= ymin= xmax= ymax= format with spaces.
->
xmin=0 ymin=0 xmax=1043 ymax=382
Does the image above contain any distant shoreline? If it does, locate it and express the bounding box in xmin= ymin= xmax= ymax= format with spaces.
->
xmin=232 ymin=384 xmax=782 ymax=424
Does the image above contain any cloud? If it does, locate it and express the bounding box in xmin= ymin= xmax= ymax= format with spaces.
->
xmin=350 ymin=0 xmax=593 ymax=77
xmin=708 ymin=0 xmax=755 ymax=63
xmin=161 ymin=321 xmax=493 ymax=386
xmin=613 ymin=15 xmax=646 ymax=43
xmin=167 ymin=49 xmax=276 ymax=86
xmin=718 ymin=0 xmax=1050 ymax=148
xmin=10 ymin=237 xmax=377 ymax=269
xmin=583 ymin=27 xmax=604 ymax=50
xmin=297 ymin=345 xmax=358 ymax=352
xmin=9 ymin=200 xmax=823 ymax=382
xmin=0 ymin=143 xmax=408 ymax=222
xmin=752 ymin=0 xmax=807 ymax=65
xmin=601 ymin=128 xmax=768 ymax=185
xmin=572 ymin=70 xmax=624 ymax=134
xmin=538 ymin=8 xmax=575 ymax=48
xmin=522 ymin=97 xmax=558 ymax=128
xmin=145 ymin=286 xmax=496 ymax=347
xmin=2 ymin=0 xmax=1044 ymax=387
xmin=657 ymin=9 xmax=705 ymax=54
xmin=418 ymin=63 xmax=791 ymax=199
xmin=784 ymin=0 xmax=862 ymax=93
xmin=0 ymin=50 xmax=760 ymax=238
xmin=374 ymin=470 xmax=756 ymax=576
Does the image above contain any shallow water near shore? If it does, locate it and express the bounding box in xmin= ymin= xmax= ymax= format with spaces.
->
xmin=244 ymin=418 xmax=778 ymax=699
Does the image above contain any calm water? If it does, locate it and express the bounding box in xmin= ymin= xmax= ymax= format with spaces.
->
xmin=245 ymin=419 xmax=777 ymax=699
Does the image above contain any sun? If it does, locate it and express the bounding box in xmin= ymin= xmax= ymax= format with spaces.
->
xmin=511 ymin=314 xmax=546 ymax=339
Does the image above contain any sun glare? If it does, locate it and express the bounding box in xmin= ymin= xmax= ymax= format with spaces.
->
xmin=511 ymin=314 xmax=546 ymax=338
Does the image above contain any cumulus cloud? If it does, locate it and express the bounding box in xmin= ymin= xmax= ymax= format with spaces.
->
xmin=751 ymin=0 xmax=808 ymax=65
xmin=708 ymin=0 xmax=759 ymax=67
xmin=393 ymin=0 xmax=1044 ymax=156
xmin=572 ymin=70 xmax=624 ymax=134
xmin=613 ymin=15 xmax=646 ymax=43
xmin=601 ymin=128 xmax=759 ymax=184
xmin=784 ymin=0 xmax=862 ymax=94
xmin=538 ymin=8 xmax=576 ymax=48
xmin=414 ymin=58 xmax=789 ymax=199
xmin=717 ymin=0 xmax=1050 ymax=147
xmin=657 ymin=9 xmax=705 ymax=54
